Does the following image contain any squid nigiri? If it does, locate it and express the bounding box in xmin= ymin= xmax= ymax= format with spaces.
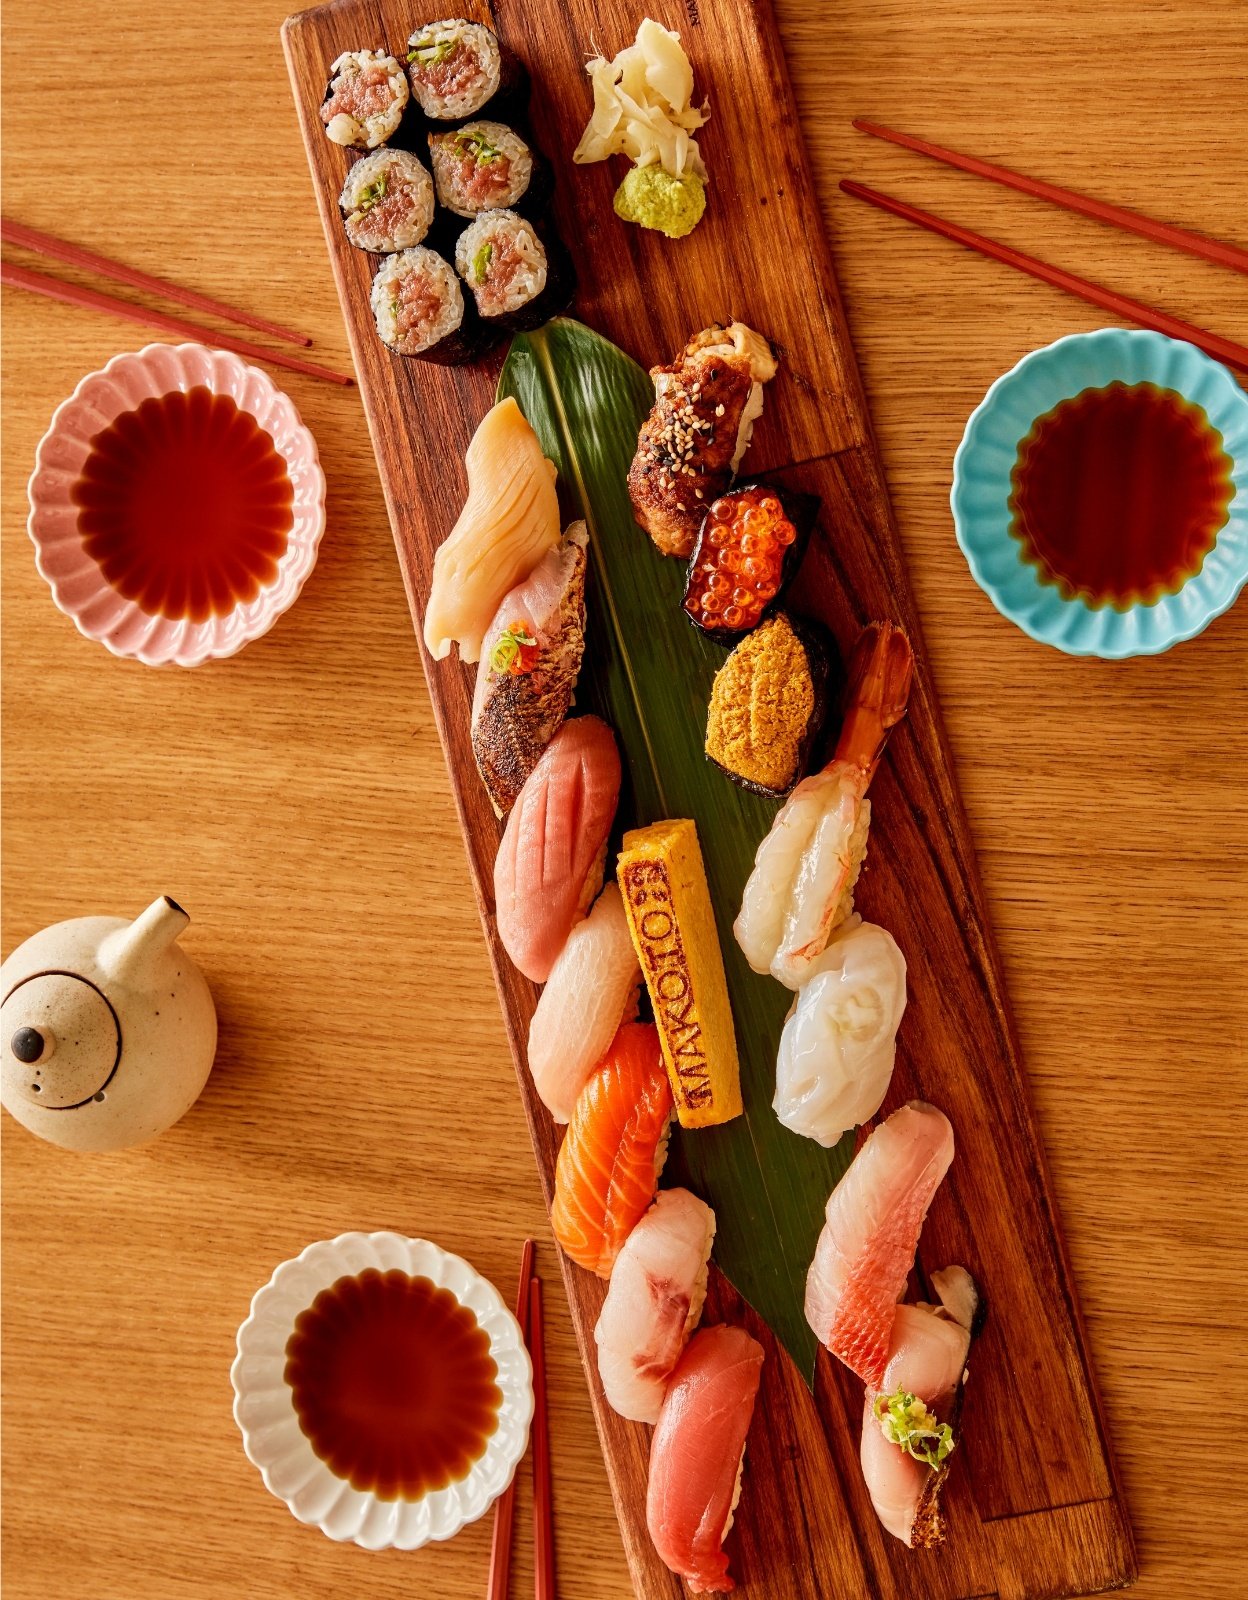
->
xmin=594 ymin=1187 xmax=716 ymax=1423
xmin=550 ymin=1022 xmax=673 ymax=1277
xmin=423 ymin=397 xmax=560 ymax=663
xmin=526 ymin=884 xmax=640 ymax=1123
xmin=805 ymin=1100 xmax=954 ymax=1387
xmin=735 ymin=622 xmax=913 ymax=989
xmin=773 ymin=916 xmax=908 ymax=1147
xmin=861 ymin=1267 xmax=979 ymax=1547
xmin=494 ymin=716 xmax=621 ymax=982
xmin=647 ymin=1324 xmax=764 ymax=1593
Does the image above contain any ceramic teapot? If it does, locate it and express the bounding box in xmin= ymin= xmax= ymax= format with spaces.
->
xmin=0 ymin=896 xmax=217 ymax=1152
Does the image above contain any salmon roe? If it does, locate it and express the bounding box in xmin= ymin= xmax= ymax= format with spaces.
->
xmin=684 ymin=487 xmax=797 ymax=632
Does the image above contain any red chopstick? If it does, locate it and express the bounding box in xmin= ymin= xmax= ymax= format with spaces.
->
xmin=838 ymin=181 xmax=1248 ymax=374
xmin=486 ymin=1240 xmax=535 ymax=1600
xmin=852 ymin=121 xmax=1248 ymax=277
xmin=1 ymin=261 xmax=353 ymax=387
xmin=529 ymin=1277 xmax=555 ymax=1600
xmin=1 ymin=219 xmax=316 ymax=344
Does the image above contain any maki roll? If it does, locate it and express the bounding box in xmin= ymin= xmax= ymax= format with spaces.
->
xmin=704 ymin=614 xmax=832 ymax=798
xmin=682 ymin=482 xmax=818 ymax=644
xmin=339 ymin=149 xmax=435 ymax=253
xmin=453 ymin=211 xmax=574 ymax=333
xmin=405 ymin=19 xmax=526 ymax=123
xmin=427 ymin=121 xmax=547 ymax=217
xmin=321 ymin=50 xmax=409 ymax=150
xmin=370 ymin=246 xmax=488 ymax=364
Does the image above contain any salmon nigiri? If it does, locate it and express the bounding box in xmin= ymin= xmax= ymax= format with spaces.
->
xmin=550 ymin=1022 xmax=673 ymax=1277
xmin=647 ymin=1324 xmax=765 ymax=1594
xmin=804 ymin=1100 xmax=954 ymax=1387
xmin=494 ymin=716 xmax=621 ymax=982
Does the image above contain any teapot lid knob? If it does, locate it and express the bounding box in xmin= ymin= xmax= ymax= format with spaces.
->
xmin=11 ymin=1025 xmax=53 ymax=1064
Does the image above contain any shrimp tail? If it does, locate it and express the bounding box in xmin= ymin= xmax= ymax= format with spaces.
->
xmin=833 ymin=622 xmax=914 ymax=779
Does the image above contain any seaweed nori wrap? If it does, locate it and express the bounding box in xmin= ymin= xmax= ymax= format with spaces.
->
xmin=369 ymin=245 xmax=498 ymax=365
xmin=453 ymin=211 xmax=575 ymax=335
xmin=321 ymin=49 xmax=409 ymax=150
xmin=405 ymin=19 xmax=529 ymax=125
xmin=427 ymin=120 xmax=552 ymax=219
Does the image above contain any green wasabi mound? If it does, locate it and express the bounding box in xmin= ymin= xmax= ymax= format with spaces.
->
xmin=613 ymin=165 xmax=706 ymax=240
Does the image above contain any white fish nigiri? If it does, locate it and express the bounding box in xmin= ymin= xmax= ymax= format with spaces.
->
xmin=595 ymin=1188 xmax=716 ymax=1423
xmin=774 ymin=916 xmax=907 ymax=1147
xmin=423 ymin=397 xmax=559 ymax=663
xmin=861 ymin=1267 xmax=978 ymax=1547
xmin=527 ymin=884 xmax=641 ymax=1123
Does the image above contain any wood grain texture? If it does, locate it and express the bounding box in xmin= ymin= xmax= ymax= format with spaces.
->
xmin=1 ymin=1 xmax=1244 ymax=1599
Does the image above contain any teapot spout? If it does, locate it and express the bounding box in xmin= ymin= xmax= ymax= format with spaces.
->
xmin=99 ymin=896 xmax=191 ymax=986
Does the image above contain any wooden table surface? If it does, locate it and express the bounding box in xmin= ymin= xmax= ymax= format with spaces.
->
xmin=2 ymin=1 xmax=1244 ymax=1597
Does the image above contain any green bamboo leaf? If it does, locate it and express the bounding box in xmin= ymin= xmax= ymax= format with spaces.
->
xmin=499 ymin=317 xmax=855 ymax=1382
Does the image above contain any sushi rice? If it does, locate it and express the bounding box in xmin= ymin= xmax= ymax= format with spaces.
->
xmin=454 ymin=210 xmax=547 ymax=319
xmin=321 ymin=49 xmax=408 ymax=149
xmin=428 ymin=120 xmax=534 ymax=217
xmin=371 ymin=247 xmax=463 ymax=356
xmin=406 ymin=19 xmax=501 ymax=120
xmin=339 ymin=148 xmax=435 ymax=253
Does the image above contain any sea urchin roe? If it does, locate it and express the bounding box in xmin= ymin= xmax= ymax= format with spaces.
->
xmin=705 ymin=615 xmax=816 ymax=795
xmin=684 ymin=487 xmax=796 ymax=633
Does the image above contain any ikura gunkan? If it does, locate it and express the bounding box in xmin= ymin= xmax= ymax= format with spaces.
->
xmin=454 ymin=211 xmax=571 ymax=331
xmin=405 ymin=19 xmax=525 ymax=122
xmin=320 ymin=49 xmax=408 ymax=150
xmin=683 ymin=483 xmax=816 ymax=643
xmin=339 ymin=148 xmax=434 ymax=253
xmin=428 ymin=121 xmax=539 ymax=218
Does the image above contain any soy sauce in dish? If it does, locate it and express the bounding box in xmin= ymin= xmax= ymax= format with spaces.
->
xmin=284 ymin=1269 xmax=502 ymax=1500
xmin=1008 ymin=381 xmax=1234 ymax=609
xmin=72 ymin=387 xmax=293 ymax=623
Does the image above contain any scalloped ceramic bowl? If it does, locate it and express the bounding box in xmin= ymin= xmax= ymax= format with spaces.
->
xmin=951 ymin=329 xmax=1248 ymax=657
xmin=27 ymin=343 xmax=326 ymax=667
xmin=231 ymin=1233 xmax=532 ymax=1550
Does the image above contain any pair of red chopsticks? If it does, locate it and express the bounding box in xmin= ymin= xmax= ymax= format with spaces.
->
xmin=842 ymin=121 xmax=1248 ymax=372
xmin=488 ymin=1239 xmax=555 ymax=1600
xmin=0 ymin=219 xmax=352 ymax=386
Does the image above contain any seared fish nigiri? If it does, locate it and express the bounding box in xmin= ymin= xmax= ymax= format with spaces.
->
xmin=423 ymin=397 xmax=559 ymax=663
xmin=735 ymin=622 xmax=913 ymax=989
xmin=861 ymin=1267 xmax=979 ymax=1547
xmin=595 ymin=1187 xmax=716 ymax=1423
xmin=805 ymin=1100 xmax=954 ymax=1388
xmin=526 ymin=883 xmax=640 ymax=1123
xmin=494 ymin=716 xmax=621 ymax=982
xmin=647 ymin=1323 xmax=764 ymax=1594
xmin=550 ymin=1022 xmax=673 ymax=1277
xmin=628 ymin=323 xmax=778 ymax=559
xmin=472 ymin=522 xmax=588 ymax=816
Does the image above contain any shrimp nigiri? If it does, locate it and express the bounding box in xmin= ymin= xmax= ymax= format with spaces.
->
xmin=494 ymin=716 xmax=621 ymax=982
xmin=647 ymin=1324 xmax=764 ymax=1593
xmin=805 ymin=1100 xmax=954 ymax=1387
xmin=526 ymin=884 xmax=640 ymax=1123
xmin=861 ymin=1267 xmax=980 ymax=1547
xmin=594 ymin=1188 xmax=716 ymax=1423
xmin=550 ymin=1022 xmax=673 ymax=1277
xmin=735 ymin=622 xmax=913 ymax=989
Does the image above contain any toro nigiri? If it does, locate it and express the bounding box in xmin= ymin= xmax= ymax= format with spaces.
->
xmin=494 ymin=716 xmax=621 ymax=982
xmin=805 ymin=1100 xmax=954 ymax=1387
xmin=471 ymin=522 xmax=588 ymax=816
xmin=647 ymin=1324 xmax=764 ymax=1593
xmin=594 ymin=1188 xmax=716 ymax=1423
xmin=423 ymin=397 xmax=560 ymax=663
xmin=861 ymin=1267 xmax=979 ymax=1547
xmin=735 ymin=622 xmax=913 ymax=989
xmin=526 ymin=883 xmax=640 ymax=1123
xmin=550 ymin=1022 xmax=673 ymax=1277
xmin=773 ymin=916 xmax=908 ymax=1147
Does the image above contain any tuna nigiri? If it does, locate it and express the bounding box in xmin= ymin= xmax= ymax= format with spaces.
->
xmin=860 ymin=1267 xmax=979 ymax=1547
xmin=471 ymin=522 xmax=588 ymax=816
xmin=526 ymin=883 xmax=640 ymax=1123
xmin=647 ymin=1324 xmax=764 ymax=1594
xmin=423 ymin=397 xmax=560 ymax=663
xmin=595 ymin=1188 xmax=716 ymax=1422
xmin=805 ymin=1100 xmax=954 ymax=1387
xmin=550 ymin=1022 xmax=673 ymax=1277
xmin=494 ymin=716 xmax=621 ymax=982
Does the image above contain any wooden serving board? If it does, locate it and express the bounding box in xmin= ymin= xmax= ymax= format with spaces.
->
xmin=282 ymin=4 xmax=1137 ymax=1596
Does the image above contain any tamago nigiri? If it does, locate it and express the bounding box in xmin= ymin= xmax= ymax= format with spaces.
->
xmin=595 ymin=1187 xmax=716 ymax=1423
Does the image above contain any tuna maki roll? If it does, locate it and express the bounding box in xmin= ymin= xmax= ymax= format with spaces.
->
xmin=405 ymin=19 xmax=526 ymax=122
xmin=427 ymin=121 xmax=546 ymax=217
xmin=339 ymin=149 xmax=435 ymax=253
xmin=321 ymin=50 xmax=409 ymax=150
xmin=453 ymin=211 xmax=574 ymax=332
xmin=371 ymin=246 xmax=487 ymax=364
